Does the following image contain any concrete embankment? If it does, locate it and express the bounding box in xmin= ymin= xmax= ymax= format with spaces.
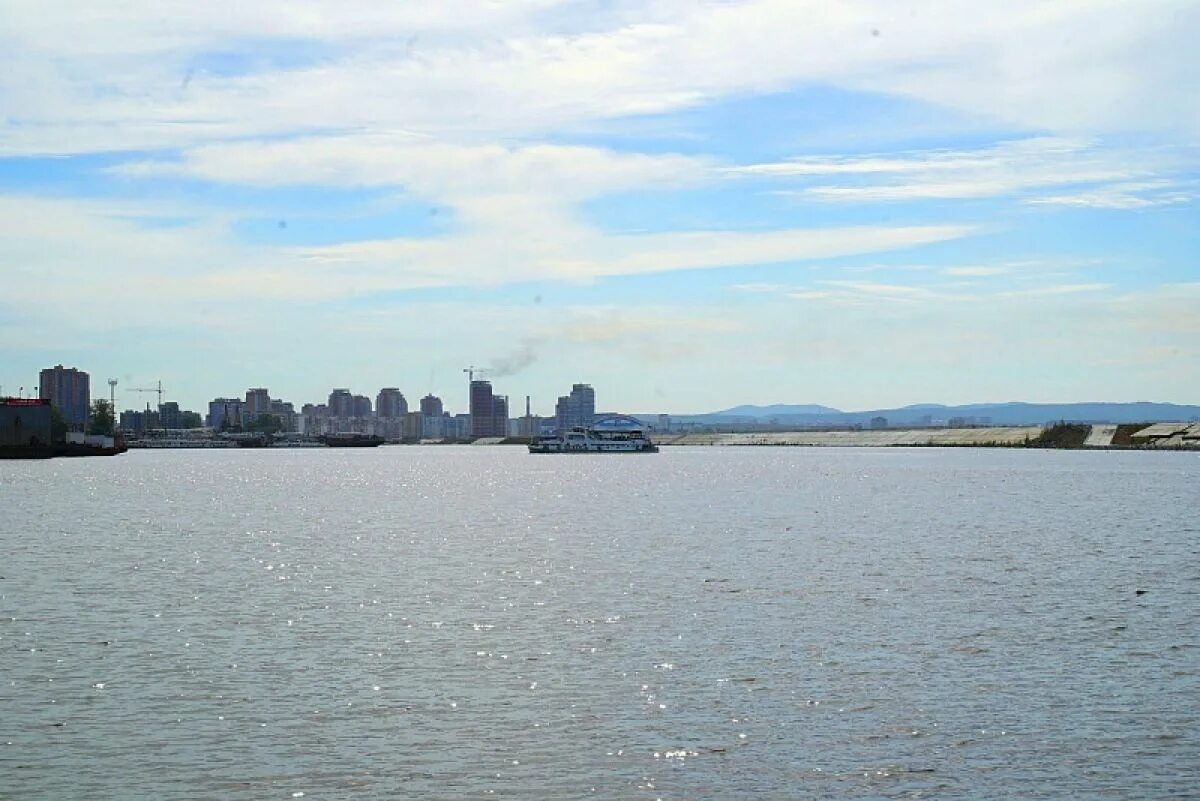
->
xmin=1083 ymin=425 xmax=1118 ymax=447
xmin=657 ymin=423 xmax=1200 ymax=448
xmin=1122 ymin=422 xmax=1200 ymax=448
xmin=657 ymin=427 xmax=1043 ymax=447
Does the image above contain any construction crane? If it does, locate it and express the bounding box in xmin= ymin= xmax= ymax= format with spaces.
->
xmin=130 ymin=380 xmax=165 ymax=409
xmin=463 ymin=365 xmax=488 ymax=383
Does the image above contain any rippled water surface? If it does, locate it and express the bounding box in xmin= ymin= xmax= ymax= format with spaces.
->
xmin=2 ymin=446 xmax=1198 ymax=798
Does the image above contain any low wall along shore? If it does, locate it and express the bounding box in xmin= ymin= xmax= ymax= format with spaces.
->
xmin=655 ymin=423 xmax=1200 ymax=448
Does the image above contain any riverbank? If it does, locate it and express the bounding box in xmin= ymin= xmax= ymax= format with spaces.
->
xmin=654 ymin=422 xmax=1200 ymax=449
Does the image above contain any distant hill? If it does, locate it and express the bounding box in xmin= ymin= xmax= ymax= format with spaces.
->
xmin=714 ymin=403 xmax=842 ymax=417
xmin=641 ymin=401 xmax=1200 ymax=428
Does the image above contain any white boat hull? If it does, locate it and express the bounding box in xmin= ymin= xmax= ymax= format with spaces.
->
xmin=528 ymin=439 xmax=657 ymax=453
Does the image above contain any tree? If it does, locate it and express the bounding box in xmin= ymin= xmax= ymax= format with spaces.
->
xmin=244 ymin=413 xmax=281 ymax=434
xmin=180 ymin=411 xmax=202 ymax=429
xmin=50 ymin=405 xmax=68 ymax=443
xmin=88 ymin=399 xmax=115 ymax=436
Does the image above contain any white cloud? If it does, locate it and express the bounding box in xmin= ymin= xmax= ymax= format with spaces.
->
xmin=999 ymin=283 xmax=1112 ymax=298
xmin=3 ymin=1 xmax=1198 ymax=156
xmin=820 ymin=280 xmax=947 ymax=298
xmin=941 ymin=266 xmax=1010 ymax=277
xmin=738 ymin=137 xmax=1190 ymax=203
xmin=276 ymin=224 xmax=973 ymax=292
xmin=0 ymin=191 xmax=973 ymax=316
xmin=1027 ymin=180 xmax=1198 ymax=209
xmin=107 ymin=134 xmax=974 ymax=292
xmin=732 ymin=282 xmax=788 ymax=293
xmin=3 ymin=1 xmax=1197 ymax=409
xmin=115 ymin=136 xmax=712 ymax=201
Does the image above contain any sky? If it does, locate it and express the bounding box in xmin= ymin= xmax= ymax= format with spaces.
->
xmin=1 ymin=0 xmax=1197 ymax=415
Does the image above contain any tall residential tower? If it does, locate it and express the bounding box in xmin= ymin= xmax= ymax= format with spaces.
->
xmin=555 ymin=383 xmax=595 ymax=431
xmin=39 ymin=364 xmax=90 ymax=430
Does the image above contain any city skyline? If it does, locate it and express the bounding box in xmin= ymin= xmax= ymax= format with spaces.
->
xmin=5 ymin=361 xmax=1200 ymax=422
xmin=1 ymin=3 xmax=1197 ymax=411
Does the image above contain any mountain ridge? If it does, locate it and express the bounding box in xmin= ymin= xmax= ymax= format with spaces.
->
xmin=640 ymin=401 xmax=1200 ymax=427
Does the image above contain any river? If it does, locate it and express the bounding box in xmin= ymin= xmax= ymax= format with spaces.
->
xmin=2 ymin=446 xmax=1197 ymax=798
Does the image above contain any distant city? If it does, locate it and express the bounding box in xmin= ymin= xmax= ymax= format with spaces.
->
xmin=10 ymin=364 xmax=1200 ymax=446
xmin=23 ymin=363 xmax=603 ymax=442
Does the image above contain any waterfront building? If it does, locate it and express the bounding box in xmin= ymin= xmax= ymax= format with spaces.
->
xmin=516 ymin=396 xmax=543 ymax=437
xmin=1 ymin=398 xmax=52 ymax=447
xmin=555 ymin=383 xmax=595 ymax=431
xmin=376 ymin=388 xmax=408 ymax=418
xmin=328 ymin=389 xmax=354 ymax=418
xmin=469 ymin=380 xmax=510 ymax=437
xmin=420 ymin=413 xmax=450 ymax=439
xmin=207 ymin=398 xmax=244 ymax=430
xmin=420 ymin=393 xmax=443 ymax=417
xmin=244 ymin=388 xmax=271 ymax=417
xmin=39 ymin=364 xmax=90 ymax=430
xmin=452 ymin=414 xmax=472 ymax=440
xmin=470 ymin=380 xmax=495 ymax=437
xmin=518 ymin=415 xmax=546 ymax=437
xmin=300 ymin=403 xmax=340 ymax=435
xmin=352 ymin=394 xmax=372 ymax=418
xmin=402 ymin=411 xmax=424 ymax=439
xmin=158 ymin=401 xmax=182 ymax=430
xmin=119 ymin=409 xmax=146 ymax=433
xmin=493 ymin=395 xmax=509 ymax=438
xmin=269 ymin=399 xmax=297 ymax=432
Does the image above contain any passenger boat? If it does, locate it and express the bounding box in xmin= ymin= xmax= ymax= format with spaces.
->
xmin=528 ymin=415 xmax=658 ymax=453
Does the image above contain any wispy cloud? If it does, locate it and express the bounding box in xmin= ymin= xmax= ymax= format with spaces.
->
xmin=734 ymin=137 xmax=1192 ymax=204
xmin=941 ymin=266 xmax=1010 ymax=277
xmin=3 ymin=1 xmax=1198 ymax=156
xmin=2 ymin=0 xmax=1198 ymax=409
xmin=731 ymin=282 xmax=789 ymax=293
xmin=999 ymin=283 xmax=1112 ymax=298
xmin=1027 ymin=180 xmax=1198 ymax=209
xmin=114 ymin=137 xmax=713 ymax=200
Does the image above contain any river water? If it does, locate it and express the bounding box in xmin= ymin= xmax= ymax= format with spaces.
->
xmin=1 ymin=446 xmax=1197 ymax=799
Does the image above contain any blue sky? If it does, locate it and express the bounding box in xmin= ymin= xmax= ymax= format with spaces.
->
xmin=1 ymin=1 xmax=1197 ymax=414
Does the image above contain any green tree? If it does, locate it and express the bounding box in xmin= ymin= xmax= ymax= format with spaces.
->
xmin=88 ymin=399 xmax=115 ymax=436
xmin=50 ymin=405 xmax=68 ymax=443
xmin=180 ymin=411 xmax=202 ymax=429
xmin=244 ymin=413 xmax=281 ymax=434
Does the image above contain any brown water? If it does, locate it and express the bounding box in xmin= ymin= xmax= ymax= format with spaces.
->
xmin=2 ymin=446 xmax=1197 ymax=798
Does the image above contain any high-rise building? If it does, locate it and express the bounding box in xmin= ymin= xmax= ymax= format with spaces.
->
xmin=270 ymin=399 xmax=297 ymax=432
xmin=493 ymin=394 xmax=509 ymax=438
xmin=119 ymin=408 xmax=148 ymax=434
xmin=470 ymin=380 xmax=509 ymax=437
xmin=244 ymin=388 xmax=271 ymax=416
xmin=207 ymin=398 xmax=244 ymax=430
xmin=470 ymin=380 xmax=492 ymax=437
xmin=420 ymin=394 xmax=443 ymax=417
xmin=352 ymin=395 xmax=372 ymax=418
xmin=555 ymin=383 xmax=595 ymax=431
xmin=404 ymin=411 xmax=425 ymax=439
xmin=452 ymin=414 xmax=472 ymax=440
xmin=39 ymin=364 xmax=90 ymax=429
xmin=158 ymin=401 xmax=182 ymax=429
xmin=376 ymin=388 xmax=408 ymax=418
xmin=328 ymin=389 xmax=354 ymax=417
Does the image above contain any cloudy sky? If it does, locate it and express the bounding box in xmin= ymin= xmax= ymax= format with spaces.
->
xmin=2 ymin=0 xmax=1197 ymax=414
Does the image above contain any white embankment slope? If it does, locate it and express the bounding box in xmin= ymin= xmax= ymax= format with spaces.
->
xmin=1083 ymin=425 xmax=1118 ymax=447
xmin=657 ymin=427 xmax=1043 ymax=447
xmin=656 ymin=423 xmax=1200 ymax=448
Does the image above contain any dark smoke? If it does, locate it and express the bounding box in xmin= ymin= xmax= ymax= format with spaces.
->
xmin=487 ymin=337 xmax=542 ymax=378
